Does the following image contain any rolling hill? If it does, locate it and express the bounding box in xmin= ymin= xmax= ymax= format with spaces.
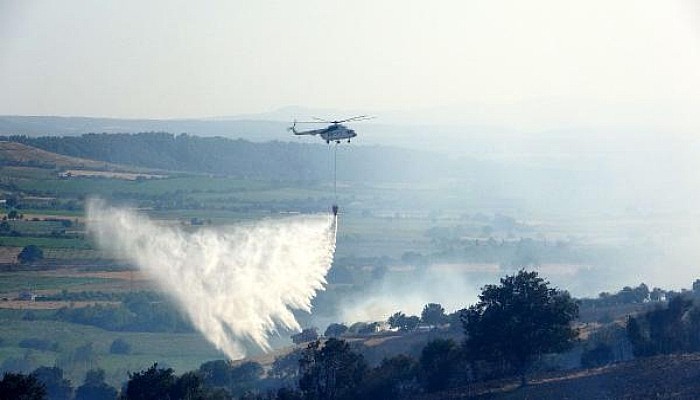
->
xmin=0 ymin=141 xmax=126 ymax=171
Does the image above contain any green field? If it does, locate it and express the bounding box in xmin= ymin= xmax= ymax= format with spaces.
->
xmin=0 ymin=236 xmax=92 ymax=250
xmin=0 ymin=156 xmax=666 ymax=392
xmin=0 ymin=317 xmax=223 ymax=387
xmin=0 ymin=272 xmax=113 ymax=295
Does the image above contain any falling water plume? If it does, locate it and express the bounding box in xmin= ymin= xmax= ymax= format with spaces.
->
xmin=86 ymin=199 xmax=337 ymax=360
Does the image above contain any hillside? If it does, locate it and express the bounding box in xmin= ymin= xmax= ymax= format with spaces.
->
xmin=0 ymin=141 xmax=114 ymax=170
xmin=2 ymin=133 xmax=453 ymax=182
xmin=0 ymin=141 xmax=153 ymax=174
xmin=420 ymin=353 xmax=700 ymax=400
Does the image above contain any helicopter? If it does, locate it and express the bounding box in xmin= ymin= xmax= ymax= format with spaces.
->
xmin=288 ymin=116 xmax=372 ymax=144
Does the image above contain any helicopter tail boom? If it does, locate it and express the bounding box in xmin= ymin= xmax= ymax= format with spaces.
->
xmin=288 ymin=121 xmax=320 ymax=135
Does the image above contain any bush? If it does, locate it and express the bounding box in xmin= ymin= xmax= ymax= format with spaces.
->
xmin=17 ymin=245 xmax=43 ymax=264
xmin=581 ymin=343 xmax=614 ymax=368
xmin=109 ymin=338 xmax=131 ymax=355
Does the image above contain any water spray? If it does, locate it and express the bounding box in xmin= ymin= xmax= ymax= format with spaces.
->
xmin=87 ymin=199 xmax=337 ymax=360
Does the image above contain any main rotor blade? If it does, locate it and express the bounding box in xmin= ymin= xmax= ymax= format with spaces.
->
xmin=291 ymin=115 xmax=375 ymax=124
xmin=335 ymin=115 xmax=374 ymax=123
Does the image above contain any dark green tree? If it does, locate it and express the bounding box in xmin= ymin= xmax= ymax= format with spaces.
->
xmin=228 ymin=362 xmax=262 ymax=397
xmin=627 ymin=295 xmax=695 ymax=356
xmin=387 ymin=312 xmax=420 ymax=332
xmin=419 ymin=339 xmax=459 ymax=392
xmin=462 ymin=270 xmax=579 ymax=385
xmin=0 ymin=372 xmax=47 ymax=400
xmin=270 ymin=349 xmax=303 ymax=383
xmin=169 ymin=371 xmax=207 ymax=400
xmin=324 ymin=323 xmax=348 ymax=338
xmin=387 ymin=312 xmax=406 ymax=330
xmin=421 ymin=303 xmax=447 ymax=327
xmin=199 ymin=360 xmax=231 ymax=388
xmin=124 ymin=363 xmax=175 ymax=400
xmin=74 ymin=369 xmax=117 ymax=400
xmin=299 ymin=339 xmax=367 ymax=400
xmin=30 ymin=367 xmax=72 ymax=400
xmin=17 ymin=245 xmax=43 ymax=264
xmin=359 ymin=354 xmax=418 ymax=400
xmin=124 ymin=363 xmax=229 ymax=400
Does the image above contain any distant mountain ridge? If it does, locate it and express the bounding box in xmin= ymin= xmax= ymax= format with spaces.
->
xmin=0 ymin=115 xmax=288 ymax=141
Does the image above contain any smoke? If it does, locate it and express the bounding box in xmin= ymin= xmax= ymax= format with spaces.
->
xmin=86 ymin=199 xmax=337 ymax=360
xmin=338 ymin=265 xmax=497 ymax=323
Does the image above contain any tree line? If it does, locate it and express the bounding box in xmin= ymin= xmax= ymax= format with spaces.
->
xmin=7 ymin=271 xmax=700 ymax=399
xmin=1 ymin=270 xmax=582 ymax=399
xmin=2 ymin=133 xmax=448 ymax=183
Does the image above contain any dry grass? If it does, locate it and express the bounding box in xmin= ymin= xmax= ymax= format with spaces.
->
xmin=417 ymin=353 xmax=700 ymax=400
xmin=0 ymin=141 xmax=118 ymax=170
xmin=0 ymin=247 xmax=21 ymax=263
xmin=61 ymin=169 xmax=166 ymax=180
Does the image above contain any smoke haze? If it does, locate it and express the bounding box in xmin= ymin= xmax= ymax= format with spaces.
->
xmin=87 ymin=200 xmax=337 ymax=360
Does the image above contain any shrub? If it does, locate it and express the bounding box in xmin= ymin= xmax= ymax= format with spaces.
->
xmin=17 ymin=245 xmax=43 ymax=264
xmin=109 ymin=338 xmax=131 ymax=355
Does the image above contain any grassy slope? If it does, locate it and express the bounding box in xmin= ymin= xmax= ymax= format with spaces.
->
xmin=0 ymin=141 xmax=130 ymax=171
xmin=418 ymin=353 xmax=700 ymax=400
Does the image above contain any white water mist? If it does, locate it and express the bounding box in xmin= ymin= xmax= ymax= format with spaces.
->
xmin=87 ymin=200 xmax=337 ymax=360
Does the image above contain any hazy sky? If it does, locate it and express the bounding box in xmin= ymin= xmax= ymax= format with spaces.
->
xmin=1 ymin=0 xmax=698 ymax=130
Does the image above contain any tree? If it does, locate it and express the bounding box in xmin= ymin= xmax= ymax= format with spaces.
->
xmin=693 ymin=279 xmax=700 ymax=294
xmin=403 ymin=316 xmax=420 ymax=332
xmin=324 ymin=323 xmax=348 ymax=338
xmin=228 ymin=361 xmax=262 ymax=397
xmin=419 ymin=339 xmax=459 ymax=392
xmin=199 ymin=360 xmax=231 ymax=388
xmin=387 ymin=312 xmax=420 ymax=332
xmin=0 ymin=372 xmax=47 ymax=400
xmin=387 ymin=312 xmax=406 ymax=330
xmin=17 ymin=245 xmax=43 ymax=264
xmin=359 ymin=355 xmax=418 ymax=400
xmin=299 ymin=339 xmax=367 ymax=400
xmin=124 ymin=363 xmax=227 ymax=400
xmin=292 ymin=328 xmax=319 ymax=344
xmin=169 ymin=371 xmax=207 ymax=400
xmin=627 ymin=295 xmax=695 ymax=356
xmin=124 ymin=363 xmax=175 ymax=400
xmin=31 ymin=367 xmax=72 ymax=400
xmin=109 ymin=338 xmax=130 ymax=355
xmin=462 ymin=270 xmax=579 ymax=385
xmin=270 ymin=349 xmax=303 ymax=383
xmin=421 ymin=303 xmax=447 ymax=327
xmin=74 ymin=369 xmax=117 ymax=400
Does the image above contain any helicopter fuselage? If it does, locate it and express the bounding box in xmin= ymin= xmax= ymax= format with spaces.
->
xmin=292 ymin=123 xmax=357 ymax=143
